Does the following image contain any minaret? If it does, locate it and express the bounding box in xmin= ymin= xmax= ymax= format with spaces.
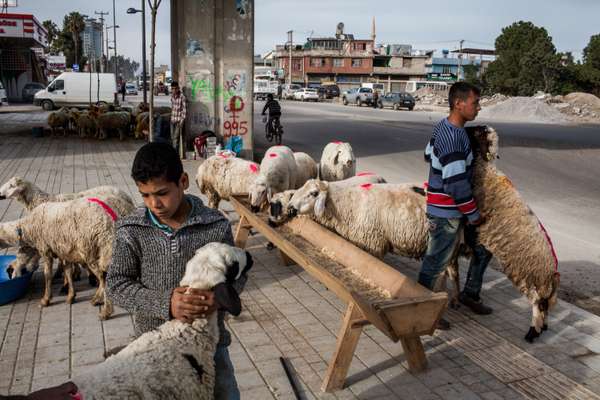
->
xmin=371 ymin=16 xmax=376 ymax=43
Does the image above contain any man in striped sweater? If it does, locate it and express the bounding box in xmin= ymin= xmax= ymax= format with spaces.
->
xmin=418 ymin=82 xmax=493 ymax=329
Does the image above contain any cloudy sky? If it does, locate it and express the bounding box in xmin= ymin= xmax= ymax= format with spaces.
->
xmin=14 ymin=0 xmax=600 ymax=67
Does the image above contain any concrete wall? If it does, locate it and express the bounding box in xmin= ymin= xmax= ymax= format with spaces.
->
xmin=171 ymin=0 xmax=254 ymax=159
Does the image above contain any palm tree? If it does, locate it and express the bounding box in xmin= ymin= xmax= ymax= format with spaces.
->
xmin=64 ymin=12 xmax=85 ymax=67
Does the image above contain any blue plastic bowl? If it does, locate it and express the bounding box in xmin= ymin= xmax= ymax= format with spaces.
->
xmin=0 ymin=255 xmax=34 ymax=305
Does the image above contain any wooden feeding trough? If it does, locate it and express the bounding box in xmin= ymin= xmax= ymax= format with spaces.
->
xmin=230 ymin=195 xmax=448 ymax=392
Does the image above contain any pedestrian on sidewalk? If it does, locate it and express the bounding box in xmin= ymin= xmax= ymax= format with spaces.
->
xmin=169 ymin=81 xmax=187 ymax=157
xmin=106 ymin=142 xmax=245 ymax=399
xmin=120 ymin=79 xmax=126 ymax=102
xmin=418 ymin=81 xmax=493 ymax=330
xmin=372 ymin=89 xmax=379 ymax=109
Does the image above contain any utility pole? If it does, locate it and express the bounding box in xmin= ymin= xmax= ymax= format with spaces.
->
xmin=95 ymin=10 xmax=109 ymax=73
xmin=287 ymin=30 xmax=293 ymax=86
xmin=141 ymin=0 xmax=147 ymax=104
xmin=112 ymin=0 xmax=118 ymax=79
xmin=458 ymin=39 xmax=464 ymax=81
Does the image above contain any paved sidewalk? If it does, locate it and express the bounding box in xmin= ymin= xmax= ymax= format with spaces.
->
xmin=1 ymin=134 xmax=600 ymax=399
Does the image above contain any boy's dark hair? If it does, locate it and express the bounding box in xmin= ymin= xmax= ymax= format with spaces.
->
xmin=448 ymin=82 xmax=481 ymax=110
xmin=131 ymin=142 xmax=183 ymax=184
xmin=171 ymin=80 xmax=179 ymax=88
xmin=267 ymin=93 xmax=274 ymax=100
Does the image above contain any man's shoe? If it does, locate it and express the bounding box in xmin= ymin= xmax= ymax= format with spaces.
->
xmin=459 ymin=293 xmax=493 ymax=315
xmin=435 ymin=318 xmax=451 ymax=331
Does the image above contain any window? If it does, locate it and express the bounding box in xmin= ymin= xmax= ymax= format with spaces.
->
xmin=402 ymin=58 xmax=412 ymax=68
xmin=293 ymin=61 xmax=302 ymax=71
xmin=333 ymin=58 xmax=344 ymax=67
xmin=351 ymin=59 xmax=362 ymax=68
xmin=442 ymin=65 xmax=452 ymax=74
xmin=310 ymin=58 xmax=324 ymax=67
xmin=353 ymin=42 xmax=366 ymax=51
xmin=53 ymin=80 xmax=64 ymax=90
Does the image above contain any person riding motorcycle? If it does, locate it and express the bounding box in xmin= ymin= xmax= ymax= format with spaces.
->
xmin=261 ymin=94 xmax=282 ymax=135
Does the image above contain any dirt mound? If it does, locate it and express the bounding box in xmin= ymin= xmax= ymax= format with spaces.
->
xmin=564 ymin=92 xmax=600 ymax=109
xmin=479 ymin=97 xmax=568 ymax=124
xmin=413 ymin=87 xmax=447 ymax=106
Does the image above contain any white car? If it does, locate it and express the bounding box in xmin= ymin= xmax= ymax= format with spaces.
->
xmin=0 ymin=81 xmax=7 ymax=105
xmin=293 ymin=88 xmax=319 ymax=102
xmin=125 ymin=83 xmax=138 ymax=95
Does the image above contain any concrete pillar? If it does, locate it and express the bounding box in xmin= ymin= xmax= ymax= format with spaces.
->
xmin=171 ymin=0 xmax=254 ymax=159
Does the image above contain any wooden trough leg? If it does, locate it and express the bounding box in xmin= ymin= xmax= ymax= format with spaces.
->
xmin=279 ymin=250 xmax=296 ymax=266
xmin=400 ymin=335 xmax=427 ymax=373
xmin=322 ymin=302 xmax=363 ymax=392
xmin=234 ymin=215 xmax=251 ymax=248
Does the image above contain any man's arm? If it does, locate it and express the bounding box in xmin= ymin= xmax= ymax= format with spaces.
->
xmin=180 ymin=95 xmax=187 ymax=121
xmin=106 ymin=227 xmax=172 ymax=321
xmin=438 ymin=136 xmax=481 ymax=223
xmin=261 ymin=101 xmax=269 ymax=115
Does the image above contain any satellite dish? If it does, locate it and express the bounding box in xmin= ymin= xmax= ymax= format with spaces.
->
xmin=336 ymin=22 xmax=344 ymax=35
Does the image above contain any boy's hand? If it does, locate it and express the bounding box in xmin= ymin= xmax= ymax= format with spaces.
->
xmin=27 ymin=382 xmax=78 ymax=400
xmin=468 ymin=215 xmax=486 ymax=226
xmin=170 ymin=287 xmax=217 ymax=322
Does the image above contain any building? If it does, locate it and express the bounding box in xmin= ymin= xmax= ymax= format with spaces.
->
xmin=372 ymin=44 xmax=432 ymax=91
xmin=426 ymin=48 xmax=495 ymax=82
xmin=81 ymin=18 xmax=103 ymax=62
xmin=274 ymin=23 xmax=374 ymax=91
xmin=0 ymin=12 xmax=48 ymax=101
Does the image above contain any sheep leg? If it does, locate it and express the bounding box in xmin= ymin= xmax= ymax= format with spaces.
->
xmin=98 ymin=272 xmax=113 ymax=320
xmin=207 ymin=193 xmax=220 ymax=209
xmin=89 ymin=268 xmax=104 ymax=305
xmin=62 ymin=262 xmax=76 ymax=304
xmin=40 ymin=256 xmax=54 ymax=307
xmin=446 ymin=261 xmax=461 ymax=310
xmin=525 ymin=303 xmax=544 ymax=343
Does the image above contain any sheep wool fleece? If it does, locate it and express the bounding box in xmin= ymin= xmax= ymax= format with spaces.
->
xmin=106 ymin=194 xmax=246 ymax=345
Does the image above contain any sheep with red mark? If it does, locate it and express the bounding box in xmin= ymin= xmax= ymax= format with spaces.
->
xmin=249 ymin=145 xmax=298 ymax=212
xmin=319 ymin=141 xmax=356 ymax=181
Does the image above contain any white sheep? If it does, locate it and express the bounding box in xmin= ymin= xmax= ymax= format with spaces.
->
xmin=249 ymin=145 xmax=298 ymax=212
xmin=72 ymin=242 xmax=253 ymax=400
xmin=467 ymin=126 xmax=560 ymax=342
xmin=195 ymin=154 xmax=260 ymax=209
xmin=0 ymin=195 xmax=135 ymax=319
xmin=293 ymin=152 xmax=318 ymax=188
xmin=319 ymin=141 xmax=356 ymax=181
xmin=268 ymin=173 xmax=387 ymax=226
xmin=0 ymin=176 xmax=135 ymax=212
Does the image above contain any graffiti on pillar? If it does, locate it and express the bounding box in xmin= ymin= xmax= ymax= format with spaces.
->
xmin=187 ymin=74 xmax=246 ymax=104
xmin=223 ymin=71 xmax=247 ymax=113
xmin=189 ymin=111 xmax=220 ymax=129
xmin=186 ymin=38 xmax=206 ymax=57
xmin=236 ymin=0 xmax=249 ymax=17
xmin=223 ymin=96 xmax=248 ymax=137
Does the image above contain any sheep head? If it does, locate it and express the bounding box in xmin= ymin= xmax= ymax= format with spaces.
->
xmin=179 ymin=243 xmax=253 ymax=317
xmin=0 ymin=177 xmax=27 ymax=200
xmin=6 ymin=246 xmax=40 ymax=279
xmin=249 ymin=175 xmax=268 ymax=212
xmin=268 ymin=190 xmax=296 ymax=227
xmin=466 ymin=126 xmax=499 ymax=163
xmin=525 ymin=272 xmax=560 ymax=343
xmin=333 ymin=143 xmax=355 ymax=175
xmin=288 ymin=179 xmax=329 ymax=219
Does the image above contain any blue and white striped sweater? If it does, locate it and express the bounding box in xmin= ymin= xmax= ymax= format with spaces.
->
xmin=424 ymin=118 xmax=480 ymax=222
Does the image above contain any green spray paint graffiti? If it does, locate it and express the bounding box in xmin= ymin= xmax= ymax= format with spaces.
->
xmin=187 ymin=75 xmax=237 ymax=103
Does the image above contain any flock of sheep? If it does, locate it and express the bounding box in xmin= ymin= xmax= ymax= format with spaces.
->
xmin=196 ymin=127 xmax=560 ymax=343
xmin=46 ymin=103 xmax=172 ymax=140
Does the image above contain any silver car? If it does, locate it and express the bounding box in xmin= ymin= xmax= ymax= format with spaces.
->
xmin=0 ymin=81 xmax=7 ymax=105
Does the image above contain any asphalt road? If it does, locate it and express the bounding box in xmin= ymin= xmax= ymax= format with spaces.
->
xmin=254 ymin=100 xmax=600 ymax=312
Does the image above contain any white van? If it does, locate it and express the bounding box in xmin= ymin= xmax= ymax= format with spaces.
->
xmin=0 ymin=80 xmax=7 ymax=105
xmin=361 ymin=82 xmax=385 ymax=93
xmin=34 ymin=72 xmax=117 ymax=110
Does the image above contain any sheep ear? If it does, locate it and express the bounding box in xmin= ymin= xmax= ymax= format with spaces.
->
xmin=333 ymin=151 xmax=340 ymax=165
xmin=267 ymin=187 xmax=273 ymax=203
xmin=213 ymin=283 xmax=242 ymax=316
xmin=314 ymin=192 xmax=327 ymax=218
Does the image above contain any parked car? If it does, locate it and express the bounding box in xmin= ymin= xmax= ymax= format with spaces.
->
xmin=282 ymin=83 xmax=302 ymax=100
xmin=0 ymin=81 xmax=6 ymax=105
xmin=378 ymin=92 xmax=415 ymax=111
xmin=342 ymin=87 xmax=373 ymax=106
xmin=293 ymin=88 xmax=319 ymax=102
xmin=22 ymin=82 xmax=45 ymax=103
xmin=125 ymin=83 xmax=138 ymax=95
xmin=34 ymin=72 xmax=117 ymax=111
xmin=322 ymin=84 xmax=340 ymax=98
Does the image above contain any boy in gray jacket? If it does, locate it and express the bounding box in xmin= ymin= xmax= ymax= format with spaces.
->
xmin=107 ymin=142 xmax=244 ymax=399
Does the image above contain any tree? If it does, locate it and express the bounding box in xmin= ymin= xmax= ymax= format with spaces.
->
xmin=583 ymin=34 xmax=600 ymax=71
xmin=148 ymin=0 xmax=163 ymax=143
xmin=484 ymin=21 xmax=561 ymax=96
xmin=107 ymin=55 xmax=140 ymax=82
xmin=42 ymin=20 xmax=60 ymax=54
xmin=63 ymin=12 xmax=85 ymax=67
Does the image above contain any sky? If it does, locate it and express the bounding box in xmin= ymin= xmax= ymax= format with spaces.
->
xmin=11 ymin=0 xmax=600 ymax=68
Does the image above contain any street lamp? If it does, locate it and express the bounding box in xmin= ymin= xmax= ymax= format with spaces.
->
xmin=127 ymin=2 xmax=147 ymax=104
xmin=106 ymin=25 xmax=119 ymax=76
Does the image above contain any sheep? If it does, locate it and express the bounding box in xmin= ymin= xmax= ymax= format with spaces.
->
xmin=195 ymin=153 xmax=260 ymax=209
xmin=72 ymin=242 xmax=253 ymax=400
xmin=319 ymin=141 xmax=356 ymax=181
xmin=0 ymin=176 xmax=134 ymax=212
xmin=249 ymin=145 xmax=298 ymax=212
xmin=268 ymin=173 xmax=387 ymax=226
xmin=134 ymin=111 xmax=149 ymax=139
xmin=0 ymin=195 xmax=135 ymax=319
xmin=97 ymin=111 xmax=131 ymax=140
xmin=47 ymin=107 xmax=70 ymax=136
xmin=466 ymin=126 xmax=560 ymax=343
xmin=293 ymin=152 xmax=318 ymax=188
xmin=74 ymin=110 xmax=98 ymax=138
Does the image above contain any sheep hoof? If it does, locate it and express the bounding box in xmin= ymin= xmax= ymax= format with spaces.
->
xmin=542 ymin=324 xmax=548 ymax=331
xmin=266 ymin=242 xmax=275 ymax=251
xmin=524 ymin=326 xmax=540 ymax=343
xmin=40 ymin=298 xmax=50 ymax=307
xmin=67 ymin=295 xmax=76 ymax=304
xmin=59 ymin=284 xmax=69 ymax=295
